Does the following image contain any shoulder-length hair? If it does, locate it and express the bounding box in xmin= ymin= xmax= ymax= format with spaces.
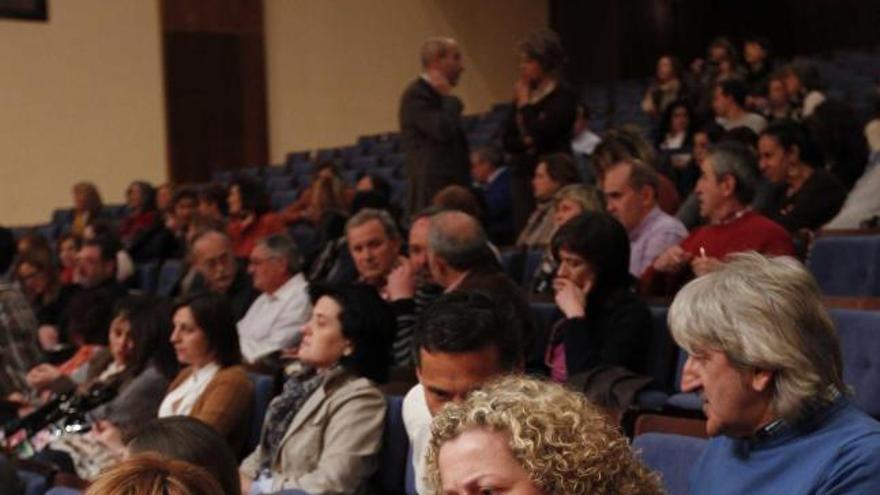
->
xmin=172 ymin=292 xmax=241 ymax=367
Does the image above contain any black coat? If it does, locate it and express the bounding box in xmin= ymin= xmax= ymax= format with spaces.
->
xmin=399 ymin=78 xmax=470 ymax=213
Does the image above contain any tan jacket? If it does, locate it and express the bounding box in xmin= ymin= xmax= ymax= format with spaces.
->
xmin=166 ymin=364 xmax=253 ymax=455
xmin=240 ymin=370 xmax=386 ymax=494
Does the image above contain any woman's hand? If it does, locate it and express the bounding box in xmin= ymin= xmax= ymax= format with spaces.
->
xmin=553 ymin=276 xmax=593 ymax=319
xmin=26 ymin=364 xmax=62 ymax=389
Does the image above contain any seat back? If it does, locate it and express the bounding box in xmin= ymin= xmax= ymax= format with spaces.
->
xmin=156 ymin=259 xmax=183 ymax=297
xmin=645 ymin=306 xmax=677 ymax=393
xmin=831 ymin=308 xmax=880 ymax=417
xmin=807 ymin=235 xmax=880 ymax=296
xmin=371 ymin=395 xmax=410 ymax=494
xmin=633 ymin=433 xmax=707 ymax=495
xmin=245 ymin=373 xmax=275 ymax=456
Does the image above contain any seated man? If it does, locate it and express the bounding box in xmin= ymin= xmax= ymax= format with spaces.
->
xmin=671 ymin=252 xmax=880 ymax=494
xmin=403 ymin=291 xmax=522 ymax=494
xmin=641 ymin=142 xmax=794 ymax=295
xmin=713 ymin=78 xmax=768 ymax=134
xmin=237 ymin=234 xmax=311 ymax=367
xmin=345 ymin=208 xmax=403 ymax=299
xmin=187 ymin=230 xmax=256 ymax=320
xmin=427 ymin=210 xmax=535 ymax=354
xmin=470 ymin=145 xmax=513 ymax=245
xmin=602 ymin=159 xmax=688 ymax=277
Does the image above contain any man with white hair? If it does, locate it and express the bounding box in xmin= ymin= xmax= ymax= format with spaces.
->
xmin=399 ymin=37 xmax=470 ymax=214
xmin=670 ymin=252 xmax=880 ymax=494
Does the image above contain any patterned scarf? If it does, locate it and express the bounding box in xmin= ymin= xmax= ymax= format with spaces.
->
xmin=260 ymin=365 xmax=329 ymax=466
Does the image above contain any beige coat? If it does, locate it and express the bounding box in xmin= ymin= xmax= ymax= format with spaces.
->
xmin=240 ymin=369 xmax=386 ymax=494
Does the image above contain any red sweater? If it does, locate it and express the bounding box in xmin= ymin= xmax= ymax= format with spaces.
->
xmin=640 ymin=210 xmax=795 ymax=296
xmin=227 ymin=212 xmax=285 ymax=259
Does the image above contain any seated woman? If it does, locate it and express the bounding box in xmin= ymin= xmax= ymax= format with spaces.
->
xmin=14 ymin=252 xmax=75 ymax=350
xmin=158 ymin=293 xmax=253 ymax=453
xmin=227 ymin=177 xmax=284 ymax=259
xmin=515 ymin=153 xmax=581 ymax=250
xmin=427 ymin=375 xmax=663 ymax=494
xmin=758 ymin=120 xmax=846 ymax=232
xmin=57 ymin=233 xmax=81 ymax=286
xmin=529 ymin=184 xmax=604 ymax=294
xmin=68 ymin=182 xmax=104 ymax=238
xmin=545 ymin=212 xmax=652 ymax=403
xmin=240 ymin=284 xmax=393 ymax=495
xmin=42 ymin=296 xmax=179 ymax=480
xmin=281 ymin=161 xmax=354 ymax=226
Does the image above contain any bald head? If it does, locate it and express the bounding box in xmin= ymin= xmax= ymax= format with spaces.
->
xmin=421 ymin=37 xmax=458 ymax=67
xmin=428 ymin=211 xmax=487 ymax=273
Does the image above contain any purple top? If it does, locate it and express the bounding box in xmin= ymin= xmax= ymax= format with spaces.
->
xmin=629 ymin=206 xmax=688 ymax=277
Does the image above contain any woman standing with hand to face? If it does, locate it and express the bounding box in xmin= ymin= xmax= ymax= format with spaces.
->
xmin=546 ymin=212 xmax=651 ymax=385
xmin=502 ymin=29 xmax=578 ymax=233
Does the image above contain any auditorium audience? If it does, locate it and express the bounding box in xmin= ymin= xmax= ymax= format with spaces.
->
xmin=158 ymin=293 xmax=252 ymax=454
xmin=642 ymin=55 xmax=685 ymax=119
xmin=781 ymin=59 xmax=826 ymax=119
xmin=515 ymin=152 xmax=580 ymax=249
xmin=503 ymin=29 xmax=577 ymax=232
xmin=713 ymin=78 xmax=768 ymax=134
xmin=14 ymin=251 xmax=74 ymax=346
xmin=197 ymin=183 xmax=229 ymax=221
xmin=280 ymin=161 xmax=353 ymax=226
xmin=69 ymin=182 xmax=104 ymax=238
xmin=119 ymin=181 xmax=163 ymax=260
xmin=344 ymin=208 xmax=404 ymax=299
xmin=742 ymin=36 xmax=774 ymax=101
xmin=83 ymin=220 xmax=135 ymax=283
xmin=187 ymin=230 xmax=256 ymax=320
xmin=603 ymin=160 xmax=688 ymax=277
xmin=642 ymin=142 xmax=795 ymax=295
xmin=57 ymin=233 xmax=81 ymax=286
xmin=237 ymin=234 xmax=311 ymax=368
xmin=427 ymin=375 xmax=664 ymax=495
xmin=0 ymin=240 xmax=43 ymax=397
xmin=155 ymin=183 xmax=175 ymax=217
xmin=656 ymin=99 xmax=696 ymax=160
xmin=545 ymin=212 xmax=651 ymax=397
xmin=403 ymin=291 xmax=522 ymax=494
xmin=240 ymin=284 xmax=392 ymax=494
xmin=758 ymin=120 xmax=846 ymax=232
xmin=470 ymin=145 xmax=513 ymax=245
xmin=672 ymin=253 xmax=880 ymax=493
xmin=226 ymin=177 xmax=285 ymax=259
xmin=529 ymin=183 xmax=604 ymax=294
xmin=428 ymin=211 xmax=534 ymax=355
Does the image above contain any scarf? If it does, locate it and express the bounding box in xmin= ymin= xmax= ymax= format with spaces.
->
xmin=260 ymin=364 xmax=330 ymax=465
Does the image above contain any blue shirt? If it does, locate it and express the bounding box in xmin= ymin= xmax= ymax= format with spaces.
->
xmin=690 ymin=398 xmax=880 ymax=494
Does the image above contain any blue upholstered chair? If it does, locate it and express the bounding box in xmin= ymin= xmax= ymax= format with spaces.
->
xmin=633 ymin=432 xmax=707 ymax=495
xmin=807 ymin=235 xmax=880 ymax=297
xmin=831 ymin=308 xmax=880 ymax=418
xmin=246 ymin=373 xmax=275 ymax=456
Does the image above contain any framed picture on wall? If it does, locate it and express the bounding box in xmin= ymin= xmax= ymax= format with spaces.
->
xmin=0 ymin=0 xmax=47 ymax=21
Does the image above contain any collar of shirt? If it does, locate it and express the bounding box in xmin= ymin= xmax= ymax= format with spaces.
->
xmin=484 ymin=166 xmax=507 ymax=187
xmin=190 ymin=361 xmax=221 ymax=386
xmin=529 ymin=80 xmax=557 ymax=105
xmin=265 ymin=273 xmax=306 ymax=303
xmin=444 ymin=271 xmax=471 ymax=293
xmin=629 ymin=206 xmax=663 ymax=242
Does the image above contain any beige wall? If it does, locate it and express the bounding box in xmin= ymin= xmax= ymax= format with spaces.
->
xmin=0 ymin=0 xmax=166 ymax=226
xmin=264 ymin=0 xmax=548 ymax=162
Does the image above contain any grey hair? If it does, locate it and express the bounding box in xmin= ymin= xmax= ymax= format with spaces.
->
xmin=553 ymin=184 xmax=604 ymax=213
xmin=428 ymin=211 xmax=487 ymax=271
xmin=256 ymin=234 xmax=302 ymax=274
xmin=706 ymin=141 xmax=758 ymax=204
xmin=345 ymin=208 xmax=400 ymax=240
xmin=668 ymin=252 xmax=846 ymax=424
xmin=471 ymin=145 xmax=503 ymax=168
xmin=421 ymin=37 xmax=457 ymax=68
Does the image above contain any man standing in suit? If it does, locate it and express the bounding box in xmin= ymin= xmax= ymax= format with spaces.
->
xmin=399 ymin=37 xmax=470 ymax=214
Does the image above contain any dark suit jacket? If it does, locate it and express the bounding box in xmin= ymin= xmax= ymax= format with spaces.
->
xmin=399 ymin=78 xmax=470 ymax=213
xmin=478 ymin=168 xmax=515 ymax=246
xmin=456 ymin=264 xmax=536 ymax=364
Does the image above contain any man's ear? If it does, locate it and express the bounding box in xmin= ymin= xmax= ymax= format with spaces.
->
xmin=720 ymin=174 xmax=737 ymax=199
xmin=750 ymin=368 xmax=774 ymax=394
xmin=638 ymin=184 xmax=654 ymax=208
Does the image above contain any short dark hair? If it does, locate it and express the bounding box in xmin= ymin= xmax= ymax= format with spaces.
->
xmin=717 ymin=78 xmax=749 ymax=107
xmin=198 ymin=183 xmax=229 ymax=216
xmin=518 ymin=29 xmax=566 ymax=75
xmin=128 ymin=416 xmax=239 ymax=495
xmin=172 ymin=187 xmax=198 ymax=208
xmin=173 ymin=292 xmax=241 ymax=367
xmin=83 ymin=236 xmax=121 ymax=263
xmin=412 ymin=291 xmax=521 ymax=372
xmin=471 ymin=145 xmax=503 ymax=168
xmin=540 ymin=153 xmax=581 ymax=186
xmin=308 ymin=284 xmax=394 ymax=383
xmin=761 ymin=119 xmax=824 ymax=168
xmin=230 ymin=177 xmax=270 ymax=216
xmin=551 ymin=212 xmax=632 ymax=294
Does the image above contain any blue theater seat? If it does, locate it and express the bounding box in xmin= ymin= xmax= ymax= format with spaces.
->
xmin=633 ymin=432 xmax=707 ymax=495
xmin=807 ymin=235 xmax=880 ymax=297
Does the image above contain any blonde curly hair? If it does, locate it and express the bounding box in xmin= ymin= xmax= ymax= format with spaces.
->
xmin=425 ymin=375 xmax=664 ymax=494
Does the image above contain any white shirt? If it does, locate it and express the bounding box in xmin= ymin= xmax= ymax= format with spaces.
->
xmin=237 ymin=273 xmax=311 ymax=363
xmin=572 ymin=129 xmax=601 ymax=155
xmin=403 ymin=384 xmax=432 ymax=495
xmin=716 ymin=112 xmax=767 ymax=134
xmin=158 ymin=362 xmax=220 ymax=417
